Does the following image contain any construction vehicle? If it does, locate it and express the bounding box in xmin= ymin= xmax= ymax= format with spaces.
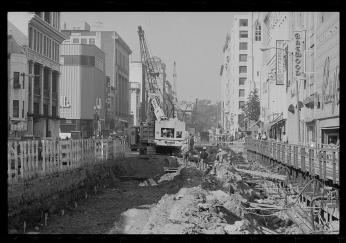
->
xmin=138 ymin=26 xmax=187 ymax=155
xmin=128 ymin=126 xmax=140 ymax=151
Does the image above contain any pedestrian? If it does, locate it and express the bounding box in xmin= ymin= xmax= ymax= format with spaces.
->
xmin=200 ymin=147 xmax=209 ymax=170
xmin=261 ymin=132 xmax=268 ymax=140
xmin=282 ymin=132 xmax=288 ymax=144
xmin=189 ymin=135 xmax=195 ymax=151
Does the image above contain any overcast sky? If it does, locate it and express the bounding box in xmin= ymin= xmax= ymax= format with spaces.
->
xmin=61 ymin=12 xmax=237 ymax=103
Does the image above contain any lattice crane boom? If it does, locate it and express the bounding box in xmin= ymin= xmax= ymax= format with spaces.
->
xmin=138 ymin=26 xmax=167 ymax=121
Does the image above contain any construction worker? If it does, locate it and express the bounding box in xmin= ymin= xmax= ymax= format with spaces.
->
xmin=181 ymin=141 xmax=189 ymax=166
xmin=216 ymin=148 xmax=224 ymax=163
xmin=200 ymin=147 xmax=209 ymax=170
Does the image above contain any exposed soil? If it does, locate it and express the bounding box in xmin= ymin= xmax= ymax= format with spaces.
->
xmin=26 ymin=147 xmax=304 ymax=234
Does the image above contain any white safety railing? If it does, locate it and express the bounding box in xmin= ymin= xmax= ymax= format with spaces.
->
xmin=7 ymin=138 xmax=130 ymax=185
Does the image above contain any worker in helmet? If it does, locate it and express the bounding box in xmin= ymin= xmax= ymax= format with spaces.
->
xmin=199 ymin=147 xmax=209 ymax=170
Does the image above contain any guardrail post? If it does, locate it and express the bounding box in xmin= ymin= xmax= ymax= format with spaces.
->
xmin=42 ymin=140 xmax=46 ymax=176
xmin=323 ymin=151 xmax=327 ymax=181
xmin=332 ymin=151 xmax=336 ymax=183
xmin=301 ymin=147 xmax=305 ymax=171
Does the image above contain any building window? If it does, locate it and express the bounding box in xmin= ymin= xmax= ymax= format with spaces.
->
xmin=52 ymin=106 xmax=56 ymax=117
xmin=239 ymin=31 xmax=248 ymax=38
xmin=239 ymin=42 xmax=248 ymax=50
xmin=44 ymin=104 xmax=48 ymax=116
xmin=13 ymin=72 xmax=20 ymax=88
xmin=33 ymin=29 xmax=37 ymax=51
xmin=22 ymin=101 xmax=24 ymax=118
xmin=34 ymin=103 xmax=39 ymax=116
xmin=44 ymin=12 xmax=51 ymax=24
xmin=239 ymin=89 xmax=245 ymax=97
xmin=13 ymin=100 xmax=19 ymax=118
xmin=239 ymin=54 xmax=247 ymax=62
xmin=48 ymin=39 xmax=51 ymax=58
xmin=255 ymin=23 xmax=261 ymax=41
xmin=239 ymin=66 xmax=247 ymax=73
xmin=239 ymin=19 xmax=248 ymax=27
xmin=29 ymin=27 xmax=33 ymax=49
xmin=239 ymin=101 xmax=245 ymax=109
xmin=72 ymin=38 xmax=79 ymax=44
xmin=43 ymin=36 xmax=46 ymax=56
xmin=239 ymin=78 xmax=246 ymax=85
xmin=81 ymin=38 xmax=87 ymax=44
xmin=89 ymin=38 xmax=95 ymax=45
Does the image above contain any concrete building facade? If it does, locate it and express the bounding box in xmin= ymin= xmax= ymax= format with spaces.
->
xmin=8 ymin=12 xmax=66 ymax=139
xmin=61 ymin=22 xmax=132 ymax=130
xmin=286 ymin=12 xmax=339 ymax=146
xmin=59 ymin=43 xmax=106 ymax=138
xmin=8 ymin=34 xmax=29 ymax=138
xmin=259 ymin=12 xmax=291 ymax=140
xmin=222 ymin=14 xmax=258 ymax=139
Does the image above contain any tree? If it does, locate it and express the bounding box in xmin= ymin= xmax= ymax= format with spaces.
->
xmin=242 ymin=88 xmax=260 ymax=122
xmin=184 ymin=99 xmax=218 ymax=134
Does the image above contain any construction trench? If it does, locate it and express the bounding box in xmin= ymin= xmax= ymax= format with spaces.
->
xmin=10 ymin=144 xmax=339 ymax=234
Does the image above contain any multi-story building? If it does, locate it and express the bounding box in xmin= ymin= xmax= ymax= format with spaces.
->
xmin=286 ymin=12 xmax=339 ymax=146
xmin=8 ymin=31 xmax=29 ymax=138
xmin=61 ymin=22 xmax=132 ymax=130
xmin=8 ymin=12 xmax=66 ymax=139
xmin=105 ymin=76 xmax=116 ymax=131
xmin=259 ymin=12 xmax=291 ymax=140
xmin=59 ymin=42 xmax=106 ymax=138
xmin=222 ymin=14 xmax=258 ymax=139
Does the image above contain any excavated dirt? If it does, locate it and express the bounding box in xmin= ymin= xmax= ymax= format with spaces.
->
xmin=31 ymin=146 xmax=303 ymax=234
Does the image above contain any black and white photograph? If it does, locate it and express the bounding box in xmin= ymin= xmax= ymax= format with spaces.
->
xmin=7 ymin=11 xmax=339 ymax=235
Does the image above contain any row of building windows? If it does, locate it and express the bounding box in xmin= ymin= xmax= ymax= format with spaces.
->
xmin=34 ymin=12 xmax=60 ymax=30
xmin=116 ymin=49 xmax=129 ymax=72
xmin=70 ymin=37 xmax=96 ymax=45
xmin=61 ymin=55 xmax=104 ymax=72
xmin=29 ymin=26 xmax=59 ymax=62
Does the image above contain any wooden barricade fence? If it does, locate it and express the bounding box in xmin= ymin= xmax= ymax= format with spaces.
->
xmin=244 ymin=137 xmax=339 ymax=185
xmin=8 ymin=137 xmax=130 ymax=185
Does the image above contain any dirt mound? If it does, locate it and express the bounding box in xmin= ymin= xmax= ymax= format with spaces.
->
xmin=111 ymin=155 xmax=175 ymax=179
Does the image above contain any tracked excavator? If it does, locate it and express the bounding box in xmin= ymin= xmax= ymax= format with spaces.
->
xmin=137 ymin=26 xmax=187 ymax=155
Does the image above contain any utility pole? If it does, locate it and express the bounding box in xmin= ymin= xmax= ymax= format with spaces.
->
xmin=296 ymin=77 xmax=301 ymax=144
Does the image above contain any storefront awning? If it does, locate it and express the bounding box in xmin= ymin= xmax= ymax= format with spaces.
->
xmin=118 ymin=119 xmax=128 ymax=123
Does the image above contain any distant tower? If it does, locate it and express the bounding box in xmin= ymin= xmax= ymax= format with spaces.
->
xmin=173 ymin=61 xmax=178 ymax=118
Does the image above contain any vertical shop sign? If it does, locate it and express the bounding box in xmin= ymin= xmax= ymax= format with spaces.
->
xmin=294 ymin=30 xmax=306 ymax=79
xmin=276 ymin=40 xmax=288 ymax=85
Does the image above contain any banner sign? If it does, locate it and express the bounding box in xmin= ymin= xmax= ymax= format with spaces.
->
xmin=294 ymin=30 xmax=306 ymax=79
xmin=276 ymin=40 xmax=288 ymax=85
xmin=151 ymin=98 xmax=166 ymax=120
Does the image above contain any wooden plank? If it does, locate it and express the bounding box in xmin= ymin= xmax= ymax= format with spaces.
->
xmin=235 ymin=168 xmax=287 ymax=181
